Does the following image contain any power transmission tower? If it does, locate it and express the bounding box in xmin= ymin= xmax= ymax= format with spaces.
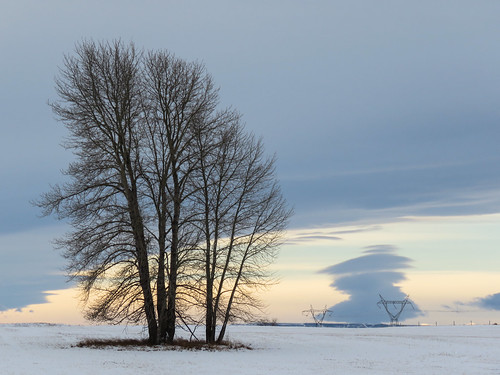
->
xmin=302 ymin=305 xmax=332 ymax=327
xmin=377 ymin=294 xmax=414 ymax=325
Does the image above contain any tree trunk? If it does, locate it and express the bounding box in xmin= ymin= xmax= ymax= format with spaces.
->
xmin=123 ymin=155 xmax=158 ymax=344
xmin=156 ymin=243 xmax=168 ymax=343
xmin=205 ymin=280 xmax=215 ymax=343
xmin=129 ymin=198 xmax=158 ymax=344
xmin=165 ymin=190 xmax=180 ymax=343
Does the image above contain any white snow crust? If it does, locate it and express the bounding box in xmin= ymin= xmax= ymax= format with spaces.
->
xmin=0 ymin=323 xmax=499 ymax=374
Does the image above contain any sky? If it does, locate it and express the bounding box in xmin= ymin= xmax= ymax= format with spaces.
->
xmin=1 ymin=0 xmax=500 ymax=326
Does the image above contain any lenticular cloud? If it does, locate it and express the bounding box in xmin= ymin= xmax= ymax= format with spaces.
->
xmin=319 ymin=245 xmax=421 ymax=324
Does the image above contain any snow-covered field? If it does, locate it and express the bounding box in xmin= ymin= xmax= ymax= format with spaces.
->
xmin=0 ymin=323 xmax=499 ymax=374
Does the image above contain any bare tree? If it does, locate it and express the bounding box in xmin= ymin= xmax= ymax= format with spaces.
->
xmin=37 ymin=40 xmax=159 ymax=343
xmin=38 ymin=39 xmax=291 ymax=345
xmin=141 ymin=50 xmax=221 ymax=343
xmin=192 ymin=122 xmax=292 ymax=343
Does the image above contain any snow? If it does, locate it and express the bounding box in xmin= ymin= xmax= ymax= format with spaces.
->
xmin=0 ymin=323 xmax=499 ymax=374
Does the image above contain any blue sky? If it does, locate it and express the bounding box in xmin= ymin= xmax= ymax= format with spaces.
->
xmin=1 ymin=1 xmax=500 ymax=324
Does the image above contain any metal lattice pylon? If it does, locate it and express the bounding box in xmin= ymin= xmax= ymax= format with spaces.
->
xmin=377 ymin=294 xmax=414 ymax=325
xmin=302 ymin=305 xmax=332 ymax=327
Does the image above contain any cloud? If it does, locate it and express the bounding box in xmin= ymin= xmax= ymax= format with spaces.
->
xmin=0 ymin=226 xmax=69 ymax=311
xmin=327 ymin=227 xmax=383 ymax=235
xmin=363 ymin=244 xmax=397 ymax=254
xmin=319 ymin=245 xmax=421 ymax=324
xmin=321 ymin=246 xmax=411 ymax=275
xmin=285 ymin=226 xmax=381 ymax=245
xmin=284 ymin=234 xmax=342 ymax=245
xmin=284 ymin=156 xmax=500 ymax=228
xmin=3 ymin=1 xmax=500 ymax=238
xmin=474 ymin=293 xmax=500 ymax=311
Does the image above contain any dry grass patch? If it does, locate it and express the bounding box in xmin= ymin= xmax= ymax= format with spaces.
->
xmin=75 ymin=337 xmax=252 ymax=351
